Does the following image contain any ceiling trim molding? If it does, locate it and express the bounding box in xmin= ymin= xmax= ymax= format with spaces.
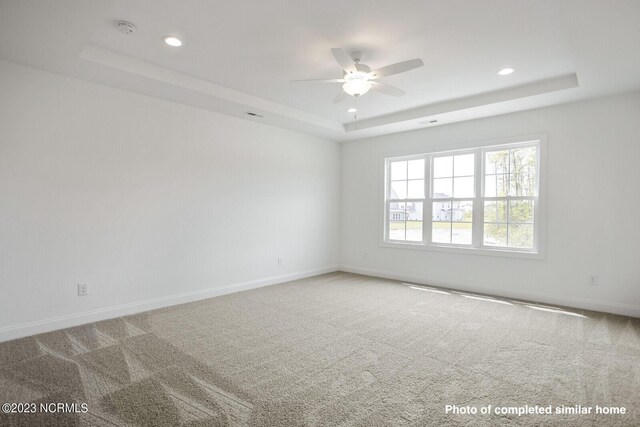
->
xmin=344 ymin=74 xmax=579 ymax=133
xmin=80 ymin=44 xmax=343 ymax=133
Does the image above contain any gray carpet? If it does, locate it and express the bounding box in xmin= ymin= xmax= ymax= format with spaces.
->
xmin=0 ymin=272 xmax=638 ymax=426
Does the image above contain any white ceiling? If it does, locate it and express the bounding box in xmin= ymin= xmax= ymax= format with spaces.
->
xmin=1 ymin=0 xmax=639 ymax=141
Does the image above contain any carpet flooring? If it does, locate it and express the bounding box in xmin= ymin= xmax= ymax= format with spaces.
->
xmin=0 ymin=272 xmax=638 ymax=426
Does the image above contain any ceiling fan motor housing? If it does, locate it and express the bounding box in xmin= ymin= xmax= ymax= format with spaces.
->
xmin=355 ymin=63 xmax=371 ymax=73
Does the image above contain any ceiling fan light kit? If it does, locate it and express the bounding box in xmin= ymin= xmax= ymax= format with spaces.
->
xmin=343 ymin=73 xmax=373 ymax=96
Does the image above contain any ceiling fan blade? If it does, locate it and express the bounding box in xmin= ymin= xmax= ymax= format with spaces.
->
xmin=333 ymin=90 xmax=349 ymax=103
xmin=371 ymin=81 xmax=406 ymax=97
xmin=290 ymin=78 xmax=346 ymax=83
xmin=371 ymin=58 xmax=424 ymax=79
xmin=331 ymin=48 xmax=357 ymax=73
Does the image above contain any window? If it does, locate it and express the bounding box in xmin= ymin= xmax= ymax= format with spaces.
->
xmin=384 ymin=138 xmax=543 ymax=256
xmin=483 ymin=146 xmax=537 ymax=249
xmin=388 ymin=158 xmax=425 ymax=242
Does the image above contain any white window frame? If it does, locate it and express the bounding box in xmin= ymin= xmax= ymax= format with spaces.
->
xmin=381 ymin=134 xmax=546 ymax=259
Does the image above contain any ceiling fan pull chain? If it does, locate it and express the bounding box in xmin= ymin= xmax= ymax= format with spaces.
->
xmin=354 ymin=95 xmax=359 ymax=129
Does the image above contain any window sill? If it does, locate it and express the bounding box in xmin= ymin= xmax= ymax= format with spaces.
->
xmin=380 ymin=241 xmax=545 ymax=260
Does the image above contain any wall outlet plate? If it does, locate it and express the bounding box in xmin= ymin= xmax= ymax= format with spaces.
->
xmin=78 ymin=284 xmax=88 ymax=296
xmin=278 ymin=256 xmax=283 ymax=266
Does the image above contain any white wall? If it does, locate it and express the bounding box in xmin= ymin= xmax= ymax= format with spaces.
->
xmin=0 ymin=60 xmax=340 ymax=341
xmin=341 ymin=91 xmax=640 ymax=317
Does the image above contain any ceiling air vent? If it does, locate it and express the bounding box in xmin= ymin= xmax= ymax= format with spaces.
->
xmin=418 ymin=119 xmax=438 ymax=125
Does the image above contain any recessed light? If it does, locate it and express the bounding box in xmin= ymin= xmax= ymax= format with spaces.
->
xmin=163 ymin=36 xmax=182 ymax=47
xmin=347 ymin=108 xmax=357 ymax=113
xmin=498 ymin=67 xmax=514 ymax=76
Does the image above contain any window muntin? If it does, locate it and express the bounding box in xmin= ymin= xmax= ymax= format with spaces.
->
xmin=384 ymin=140 xmax=540 ymax=254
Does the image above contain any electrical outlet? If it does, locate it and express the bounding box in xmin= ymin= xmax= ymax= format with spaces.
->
xmin=588 ymin=275 xmax=598 ymax=286
xmin=278 ymin=256 xmax=283 ymax=266
xmin=363 ymin=252 xmax=368 ymax=260
xmin=78 ymin=283 xmax=88 ymax=296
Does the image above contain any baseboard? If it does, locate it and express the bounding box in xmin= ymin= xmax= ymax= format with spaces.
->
xmin=0 ymin=265 xmax=340 ymax=343
xmin=339 ymin=265 xmax=640 ymax=318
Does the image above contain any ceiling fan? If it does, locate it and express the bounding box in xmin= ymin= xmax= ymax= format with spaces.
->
xmin=292 ymin=48 xmax=424 ymax=103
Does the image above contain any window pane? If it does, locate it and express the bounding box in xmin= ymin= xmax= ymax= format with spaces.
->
xmin=484 ymin=174 xmax=508 ymax=197
xmin=406 ymin=221 xmax=422 ymax=241
xmin=453 ymin=200 xmax=474 ymax=222
xmin=432 ymin=201 xmax=451 ymax=243
xmin=407 ymin=159 xmax=425 ymax=179
xmin=484 ymin=224 xmax=507 ymax=246
xmin=433 ymin=156 xmax=453 ymax=178
xmin=485 ymin=150 xmax=509 ymax=174
xmin=454 ymin=154 xmax=475 ymax=176
xmin=484 ymin=175 xmax=495 ymax=197
xmin=509 ymin=146 xmax=537 ymax=196
xmin=405 ymin=202 xmax=423 ymax=241
xmin=407 ymin=179 xmax=425 ymax=199
xmin=452 ymin=201 xmax=473 ymax=245
xmin=484 ymin=201 xmax=507 ymax=223
xmin=389 ymin=201 xmax=406 ymax=219
xmin=508 ymin=224 xmax=534 ymax=248
xmin=433 ymin=178 xmax=452 ymax=198
xmin=389 ymin=201 xmax=406 ymax=240
xmin=389 ymin=221 xmax=405 ymax=240
xmin=509 ymin=172 xmax=536 ymax=196
xmin=390 ymin=161 xmax=407 ymax=180
xmin=406 ymin=202 xmax=423 ymax=221
xmin=452 ymin=223 xmax=472 ymax=244
xmin=432 ymin=222 xmax=451 ymax=243
xmin=509 ymin=200 xmax=534 ymax=223
xmin=432 ymin=200 xmax=451 ymax=221
xmin=391 ymin=201 xmax=406 ymax=216
xmin=510 ymin=146 xmax=537 ymax=175
xmin=453 ymin=176 xmax=474 ymax=198
xmin=390 ymin=180 xmax=407 ymax=199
